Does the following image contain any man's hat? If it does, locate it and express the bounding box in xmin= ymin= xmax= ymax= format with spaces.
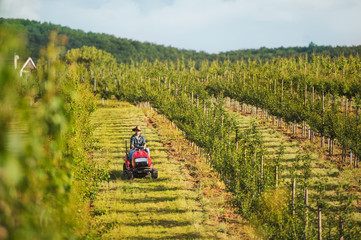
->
xmin=132 ymin=126 xmax=142 ymax=132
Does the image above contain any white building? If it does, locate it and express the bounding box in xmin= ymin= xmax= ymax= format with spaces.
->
xmin=14 ymin=55 xmax=36 ymax=77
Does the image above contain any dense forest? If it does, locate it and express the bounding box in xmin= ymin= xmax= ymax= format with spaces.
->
xmin=1 ymin=17 xmax=361 ymax=67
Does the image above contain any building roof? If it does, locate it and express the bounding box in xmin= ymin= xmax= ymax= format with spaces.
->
xmin=20 ymin=57 xmax=36 ymax=77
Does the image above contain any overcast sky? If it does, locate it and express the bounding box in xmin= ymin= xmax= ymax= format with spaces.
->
xmin=1 ymin=0 xmax=361 ymax=53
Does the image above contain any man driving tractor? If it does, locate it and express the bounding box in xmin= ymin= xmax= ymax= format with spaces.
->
xmin=123 ymin=125 xmax=157 ymax=179
xmin=129 ymin=126 xmax=150 ymax=162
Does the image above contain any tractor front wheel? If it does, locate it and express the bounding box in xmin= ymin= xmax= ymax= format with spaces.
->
xmin=127 ymin=171 xmax=134 ymax=180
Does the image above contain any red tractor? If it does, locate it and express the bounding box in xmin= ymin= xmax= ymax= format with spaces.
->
xmin=123 ymin=149 xmax=158 ymax=180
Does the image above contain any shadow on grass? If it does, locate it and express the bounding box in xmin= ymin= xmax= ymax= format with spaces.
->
xmin=115 ymin=208 xmax=189 ymax=214
xmin=128 ymin=186 xmax=183 ymax=192
xmin=124 ymin=219 xmax=191 ymax=227
xmin=121 ymin=196 xmax=178 ymax=203
xmin=116 ymin=176 xmax=172 ymax=184
xmin=127 ymin=232 xmax=204 ymax=240
xmin=109 ymin=169 xmax=124 ymax=180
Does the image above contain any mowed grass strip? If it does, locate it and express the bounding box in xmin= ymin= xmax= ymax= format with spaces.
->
xmin=90 ymin=102 xmax=230 ymax=239
xmin=230 ymin=110 xmax=361 ymax=222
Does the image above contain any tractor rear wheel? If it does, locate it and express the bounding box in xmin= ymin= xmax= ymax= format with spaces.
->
xmin=123 ymin=163 xmax=127 ymax=178
xmin=151 ymin=168 xmax=158 ymax=179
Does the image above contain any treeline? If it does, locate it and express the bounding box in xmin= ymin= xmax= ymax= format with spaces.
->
xmin=1 ymin=17 xmax=361 ymax=67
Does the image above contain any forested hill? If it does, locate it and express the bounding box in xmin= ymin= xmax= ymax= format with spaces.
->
xmin=1 ymin=17 xmax=361 ymax=65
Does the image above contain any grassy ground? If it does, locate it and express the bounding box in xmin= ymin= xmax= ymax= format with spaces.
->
xmin=89 ymin=101 xmax=255 ymax=239
xmin=228 ymin=106 xmax=361 ymax=224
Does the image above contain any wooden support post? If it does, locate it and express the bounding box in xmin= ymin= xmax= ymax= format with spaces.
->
xmin=260 ymin=155 xmax=264 ymax=184
xmin=340 ymin=96 xmax=343 ymax=112
xmin=328 ymin=138 xmax=331 ymax=152
xmin=305 ymin=188 xmax=309 ymax=240
xmin=292 ymin=178 xmax=296 ymax=216
xmin=318 ymin=206 xmax=322 ymax=240
xmin=312 ymin=86 xmax=315 ymax=103
xmin=354 ymin=152 xmax=357 ymax=168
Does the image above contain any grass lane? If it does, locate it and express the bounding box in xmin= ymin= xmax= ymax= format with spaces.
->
xmin=89 ymin=102 xmax=248 ymax=239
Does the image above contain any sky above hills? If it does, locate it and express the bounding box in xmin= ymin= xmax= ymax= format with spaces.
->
xmin=1 ymin=0 xmax=361 ymax=53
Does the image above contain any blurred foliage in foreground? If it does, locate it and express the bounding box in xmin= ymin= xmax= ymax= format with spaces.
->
xmin=0 ymin=27 xmax=106 ymax=239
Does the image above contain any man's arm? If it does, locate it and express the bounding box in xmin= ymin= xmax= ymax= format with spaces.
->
xmin=141 ymin=136 xmax=146 ymax=149
xmin=130 ymin=135 xmax=135 ymax=149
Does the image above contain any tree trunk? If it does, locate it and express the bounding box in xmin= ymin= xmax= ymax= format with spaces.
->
xmin=340 ymin=96 xmax=343 ymax=112
xmin=281 ymin=79 xmax=284 ymax=102
xmin=305 ymin=188 xmax=309 ymax=240
xmin=260 ymin=155 xmax=264 ymax=185
xmin=318 ymin=206 xmax=322 ymax=240
xmin=275 ymin=165 xmax=279 ymax=188
xmin=349 ymin=99 xmax=352 ymax=113
xmin=312 ymin=86 xmax=315 ymax=103
xmin=339 ymin=216 xmax=344 ymax=240
xmin=302 ymin=121 xmax=305 ymax=137
xmin=274 ymin=79 xmax=276 ymax=95
xmin=350 ymin=150 xmax=353 ymax=165
xmin=321 ymin=136 xmax=325 ymax=148
xmin=308 ymin=127 xmax=311 ymax=140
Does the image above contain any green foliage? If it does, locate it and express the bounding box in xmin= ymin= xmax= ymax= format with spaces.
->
xmin=2 ymin=21 xmax=360 ymax=237
xmin=0 ymin=30 xmax=102 ymax=239
xmin=73 ymin=48 xmax=361 ymax=239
